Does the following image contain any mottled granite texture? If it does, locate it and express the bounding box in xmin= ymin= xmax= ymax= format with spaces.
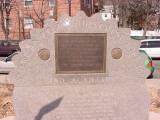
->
xmin=9 ymin=11 xmax=150 ymax=120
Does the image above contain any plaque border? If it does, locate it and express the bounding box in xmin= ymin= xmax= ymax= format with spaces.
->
xmin=55 ymin=33 xmax=107 ymax=74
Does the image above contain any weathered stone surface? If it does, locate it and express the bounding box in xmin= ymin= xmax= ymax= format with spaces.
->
xmin=9 ymin=11 xmax=150 ymax=120
xmin=13 ymin=84 xmax=149 ymax=120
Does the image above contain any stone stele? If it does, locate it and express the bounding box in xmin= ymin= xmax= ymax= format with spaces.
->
xmin=9 ymin=11 xmax=150 ymax=120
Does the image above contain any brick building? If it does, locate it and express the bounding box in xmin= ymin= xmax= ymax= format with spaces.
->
xmin=0 ymin=0 xmax=94 ymax=40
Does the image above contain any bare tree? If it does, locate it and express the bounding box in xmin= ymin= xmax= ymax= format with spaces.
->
xmin=0 ymin=0 xmax=15 ymax=40
xmin=24 ymin=0 xmax=54 ymax=28
xmin=109 ymin=0 xmax=131 ymax=27
xmin=109 ymin=0 xmax=118 ymax=19
xmin=141 ymin=0 xmax=159 ymax=39
xmin=118 ymin=0 xmax=131 ymax=28
xmin=94 ymin=0 xmax=104 ymax=12
xmin=126 ymin=0 xmax=159 ymax=39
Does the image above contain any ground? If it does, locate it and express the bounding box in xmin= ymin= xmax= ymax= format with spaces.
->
xmin=0 ymin=84 xmax=14 ymax=119
xmin=0 ymin=84 xmax=160 ymax=119
xmin=149 ymin=86 xmax=160 ymax=113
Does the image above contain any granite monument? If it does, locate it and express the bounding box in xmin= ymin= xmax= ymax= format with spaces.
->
xmin=9 ymin=11 xmax=150 ymax=120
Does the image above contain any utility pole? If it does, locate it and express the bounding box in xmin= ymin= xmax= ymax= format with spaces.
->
xmin=67 ymin=0 xmax=72 ymax=16
xmin=92 ymin=0 xmax=94 ymax=14
xmin=18 ymin=10 xmax=21 ymax=40
xmin=98 ymin=0 xmax=100 ymax=12
xmin=54 ymin=0 xmax=58 ymax=21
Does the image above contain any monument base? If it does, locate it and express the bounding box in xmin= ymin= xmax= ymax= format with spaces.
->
xmin=13 ymin=84 xmax=150 ymax=120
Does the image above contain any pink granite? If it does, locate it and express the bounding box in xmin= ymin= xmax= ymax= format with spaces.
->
xmin=9 ymin=11 xmax=150 ymax=120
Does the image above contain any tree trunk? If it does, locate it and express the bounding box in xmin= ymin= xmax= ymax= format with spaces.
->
xmin=98 ymin=0 xmax=100 ymax=12
xmin=113 ymin=1 xmax=117 ymax=18
xmin=122 ymin=17 xmax=127 ymax=27
xmin=0 ymin=4 xmax=11 ymax=40
xmin=0 ymin=11 xmax=7 ymax=40
xmin=122 ymin=9 xmax=127 ymax=28
xmin=5 ymin=13 xmax=10 ymax=40
xmin=143 ymin=21 xmax=148 ymax=40
xmin=118 ymin=0 xmax=128 ymax=28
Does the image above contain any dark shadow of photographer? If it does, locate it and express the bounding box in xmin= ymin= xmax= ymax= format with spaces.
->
xmin=34 ymin=96 xmax=64 ymax=120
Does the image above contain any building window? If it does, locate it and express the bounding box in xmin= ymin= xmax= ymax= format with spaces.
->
xmin=25 ymin=35 xmax=31 ymax=39
xmin=5 ymin=18 xmax=11 ymax=29
xmin=24 ymin=0 xmax=33 ymax=7
xmin=18 ymin=10 xmax=21 ymax=16
xmin=84 ymin=0 xmax=86 ymax=7
xmin=151 ymin=21 xmax=155 ymax=26
xmin=50 ymin=10 xmax=54 ymax=19
xmin=24 ymin=18 xmax=33 ymax=29
xmin=3 ymin=0 xmax=10 ymax=8
xmin=49 ymin=0 xmax=55 ymax=6
xmin=88 ymin=0 xmax=90 ymax=8
xmin=108 ymin=9 xmax=113 ymax=13
xmin=50 ymin=10 xmax=54 ymax=16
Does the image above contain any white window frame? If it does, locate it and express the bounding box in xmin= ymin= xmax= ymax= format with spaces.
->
xmin=24 ymin=0 xmax=33 ymax=7
xmin=24 ymin=18 xmax=33 ymax=29
xmin=18 ymin=10 xmax=21 ymax=16
xmin=151 ymin=21 xmax=155 ymax=26
xmin=5 ymin=18 xmax=11 ymax=29
xmin=49 ymin=0 xmax=55 ymax=6
xmin=50 ymin=10 xmax=55 ymax=19
xmin=50 ymin=10 xmax=54 ymax=16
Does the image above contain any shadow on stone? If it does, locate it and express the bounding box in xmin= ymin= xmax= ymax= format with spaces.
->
xmin=34 ymin=96 xmax=63 ymax=120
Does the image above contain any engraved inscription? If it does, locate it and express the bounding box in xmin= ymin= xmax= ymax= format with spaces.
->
xmin=55 ymin=34 xmax=107 ymax=74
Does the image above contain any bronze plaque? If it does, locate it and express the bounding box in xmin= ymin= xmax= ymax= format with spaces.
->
xmin=55 ymin=33 xmax=107 ymax=74
xmin=112 ymin=48 xmax=122 ymax=59
xmin=38 ymin=48 xmax=50 ymax=61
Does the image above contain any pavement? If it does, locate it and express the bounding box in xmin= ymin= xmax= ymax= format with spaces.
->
xmin=149 ymin=112 xmax=160 ymax=120
xmin=0 ymin=116 xmax=15 ymax=120
xmin=0 ymin=74 xmax=11 ymax=84
xmin=146 ymin=79 xmax=160 ymax=89
xmin=0 ymin=112 xmax=160 ymax=120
